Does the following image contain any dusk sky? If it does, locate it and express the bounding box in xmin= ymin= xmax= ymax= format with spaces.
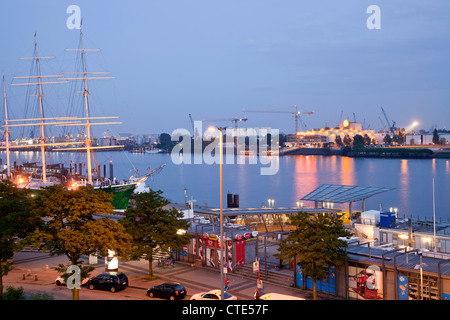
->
xmin=1 ymin=1 xmax=449 ymax=136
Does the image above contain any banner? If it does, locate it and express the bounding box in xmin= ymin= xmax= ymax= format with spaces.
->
xmin=398 ymin=275 xmax=408 ymax=300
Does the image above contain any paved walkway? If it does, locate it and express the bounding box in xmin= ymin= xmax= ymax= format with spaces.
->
xmin=5 ymin=251 xmax=341 ymax=300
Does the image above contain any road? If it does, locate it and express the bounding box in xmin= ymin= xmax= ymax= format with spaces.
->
xmin=2 ymin=281 xmax=149 ymax=300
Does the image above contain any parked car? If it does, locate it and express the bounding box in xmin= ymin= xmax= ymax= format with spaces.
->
xmin=259 ymin=293 xmax=305 ymax=300
xmin=147 ymin=282 xmax=186 ymax=300
xmin=85 ymin=272 xmax=128 ymax=293
xmin=55 ymin=275 xmax=88 ymax=286
xmin=190 ymin=289 xmax=237 ymax=300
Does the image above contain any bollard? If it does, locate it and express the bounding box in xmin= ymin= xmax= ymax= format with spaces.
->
xmin=45 ymin=265 xmax=49 ymax=271
xmin=22 ymin=273 xmax=26 ymax=280
xmin=34 ymin=274 xmax=38 ymax=281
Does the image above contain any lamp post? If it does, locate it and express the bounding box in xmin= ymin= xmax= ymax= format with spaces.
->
xmin=209 ymin=125 xmax=226 ymax=300
xmin=414 ymin=255 xmax=427 ymax=300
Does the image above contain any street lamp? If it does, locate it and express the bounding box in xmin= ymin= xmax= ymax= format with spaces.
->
xmin=414 ymin=255 xmax=428 ymax=300
xmin=208 ymin=125 xmax=226 ymax=300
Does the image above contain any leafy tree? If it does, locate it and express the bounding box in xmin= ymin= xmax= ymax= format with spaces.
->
xmin=28 ymin=185 xmax=133 ymax=300
xmin=352 ymin=134 xmax=365 ymax=149
xmin=343 ymin=135 xmax=352 ymax=147
xmin=363 ymin=134 xmax=371 ymax=146
xmin=158 ymin=133 xmax=174 ymax=151
xmin=0 ymin=181 xmax=37 ymax=300
xmin=334 ymin=136 xmax=343 ymax=147
xmin=2 ymin=286 xmax=25 ymax=300
xmin=432 ymin=128 xmax=440 ymax=144
xmin=383 ymin=134 xmax=392 ymax=145
xmin=276 ymin=212 xmax=351 ymax=300
xmin=119 ymin=189 xmax=191 ymax=277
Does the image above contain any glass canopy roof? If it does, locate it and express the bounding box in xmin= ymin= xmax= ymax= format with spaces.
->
xmin=301 ymin=184 xmax=394 ymax=203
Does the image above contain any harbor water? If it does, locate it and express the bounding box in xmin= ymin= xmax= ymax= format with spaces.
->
xmin=4 ymin=151 xmax=450 ymax=220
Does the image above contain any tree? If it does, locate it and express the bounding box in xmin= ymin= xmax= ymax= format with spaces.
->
xmin=276 ymin=212 xmax=351 ymax=300
xmin=0 ymin=181 xmax=38 ymax=300
xmin=352 ymin=134 xmax=365 ymax=149
xmin=119 ymin=189 xmax=191 ymax=278
xmin=28 ymin=185 xmax=133 ymax=300
xmin=158 ymin=133 xmax=174 ymax=151
xmin=334 ymin=136 xmax=343 ymax=147
xmin=343 ymin=135 xmax=352 ymax=147
xmin=383 ymin=134 xmax=392 ymax=145
xmin=432 ymin=129 xmax=440 ymax=145
xmin=363 ymin=134 xmax=371 ymax=146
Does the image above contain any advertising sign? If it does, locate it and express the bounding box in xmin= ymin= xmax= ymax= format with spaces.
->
xmin=398 ymin=275 xmax=408 ymax=300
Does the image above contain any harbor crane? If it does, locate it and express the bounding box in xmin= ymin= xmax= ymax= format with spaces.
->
xmin=381 ymin=107 xmax=397 ymax=134
xmin=188 ymin=114 xmax=196 ymax=137
xmin=202 ymin=117 xmax=248 ymax=130
xmin=243 ymin=105 xmax=313 ymax=133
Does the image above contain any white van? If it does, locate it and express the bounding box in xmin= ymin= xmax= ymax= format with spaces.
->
xmin=259 ymin=293 xmax=305 ymax=300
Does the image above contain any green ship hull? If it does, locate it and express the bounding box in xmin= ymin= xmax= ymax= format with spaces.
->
xmin=97 ymin=183 xmax=137 ymax=210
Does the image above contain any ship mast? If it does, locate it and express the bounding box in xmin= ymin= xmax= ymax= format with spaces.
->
xmin=80 ymin=29 xmax=94 ymax=185
xmin=2 ymin=75 xmax=11 ymax=178
xmin=9 ymin=33 xmax=69 ymax=183
xmin=34 ymin=35 xmax=48 ymax=183
xmin=59 ymin=26 xmax=123 ymax=185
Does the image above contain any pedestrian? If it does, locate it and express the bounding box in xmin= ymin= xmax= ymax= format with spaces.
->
xmin=254 ymin=289 xmax=260 ymax=300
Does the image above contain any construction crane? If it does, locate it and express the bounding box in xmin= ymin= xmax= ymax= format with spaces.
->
xmin=202 ymin=117 xmax=248 ymax=130
xmin=243 ymin=105 xmax=313 ymax=133
xmin=188 ymin=114 xmax=195 ymax=137
xmin=381 ymin=107 xmax=396 ymax=134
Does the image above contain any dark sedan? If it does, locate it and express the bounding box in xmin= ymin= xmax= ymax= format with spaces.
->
xmin=147 ymin=282 xmax=186 ymax=300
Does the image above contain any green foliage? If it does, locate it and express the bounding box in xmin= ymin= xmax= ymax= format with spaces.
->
xmin=157 ymin=133 xmax=174 ymax=151
xmin=120 ymin=189 xmax=191 ymax=276
xmin=334 ymin=136 xmax=343 ymax=147
xmin=343 ymin=135 xmax=352 ymax=146
xmin=363 ymin=134 xmax=372 ymax=146
xmin=352 ymin=134 xmax=365 ymax=149
xmin=2 ymin=286 xmax=25 ymax=300
xmin=28 ymin=185 xmax=133 ymax=265
xmin=55 ymin=263 xmax=95 ymax=284
xmin=29 ymin=291 xmax=55 ymax=300
xmin=2 ymin=286 xmax=54 ymax=300
xmin=276 ymin=212 xmax=351 ymax=298
xmin=0 ymin=181 xmax=40 ymax=299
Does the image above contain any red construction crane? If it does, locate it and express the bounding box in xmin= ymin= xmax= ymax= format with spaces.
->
xmin=243 ymin=105 xmax=313 ymax=134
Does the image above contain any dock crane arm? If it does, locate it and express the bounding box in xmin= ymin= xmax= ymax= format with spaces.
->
xmin=243 ymin=105 xmax=313 ymax=133
xmin=381 ymin=107 xmax=396 ymax=133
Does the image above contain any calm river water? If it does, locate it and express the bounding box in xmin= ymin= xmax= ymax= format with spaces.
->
xmin=5 ymin=151 xmax=450 ymax=219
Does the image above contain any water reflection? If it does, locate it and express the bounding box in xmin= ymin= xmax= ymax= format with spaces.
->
xmin=1 ymin=151 xmax=449 ymax=219
xmin=340 ymin=157 xmax=355 ymax=186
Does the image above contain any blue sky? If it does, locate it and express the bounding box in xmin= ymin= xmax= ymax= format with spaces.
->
xmin=1 ymin=1 xmax=449 ymax=135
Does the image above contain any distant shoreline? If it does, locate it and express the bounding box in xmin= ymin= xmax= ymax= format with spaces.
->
xmin=3 ymin=146 xmax=450 ymax=159
xmin=280 ymin=146 xmax=450 ymax=159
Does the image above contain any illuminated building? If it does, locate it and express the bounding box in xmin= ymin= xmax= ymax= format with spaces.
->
xmin=286 ymin=121 xmax=384 ymax=147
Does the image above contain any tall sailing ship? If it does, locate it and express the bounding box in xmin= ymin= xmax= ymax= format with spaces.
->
xmin=1 ymin=30 xmax=164 ymax=210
